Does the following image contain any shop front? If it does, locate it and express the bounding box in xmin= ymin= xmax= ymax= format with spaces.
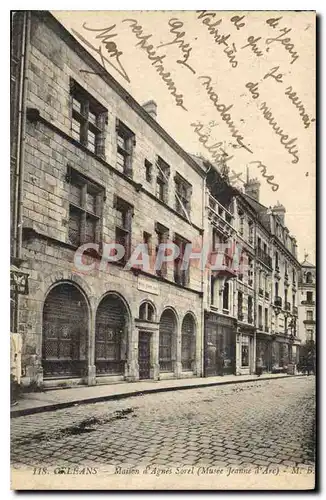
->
xmin=204 ymin=312 xmax=237 ymax=376
xmin=256 ymin=334 xmax=273 ymax=373
xmin=237 ymin=326 xmax=255 ymax=375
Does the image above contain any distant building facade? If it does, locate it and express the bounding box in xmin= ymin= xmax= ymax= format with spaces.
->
xmin=298 ymin=257 xmax=316 ymax=344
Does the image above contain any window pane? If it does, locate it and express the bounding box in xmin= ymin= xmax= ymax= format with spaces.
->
xmin=117 ymin=135 xmax=126 ymax=150
xmin=72 ymin=118 xmax=81 ymax=141
xmin=117 ymin=151 xmax=126 ymax=170
xmin=89 ymin=109 xmax=96 ymax=126
xmin=85 ymin=215 xmax=96 ymax=243
xmin=72 ymin=97 xmax=81 ymax=113
xmin=86 ymin=190 xmax=96 ymax=214
xmin=68 ymin=207 xmax=81 ymax=246
xmin=70 ymin=183 xmax=82 ymax=206
xmin=116 ymin=207 xmax=125 ymax=228
xmin=88 ymin=130 xmax=96 ymax=153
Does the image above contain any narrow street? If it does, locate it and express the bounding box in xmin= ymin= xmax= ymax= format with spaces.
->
xmin=11 ymin=377 xmax=315 ymax=471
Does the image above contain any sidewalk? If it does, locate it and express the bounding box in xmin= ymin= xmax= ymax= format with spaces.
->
xmin=11 ymin=373 xmax=303 ymax=418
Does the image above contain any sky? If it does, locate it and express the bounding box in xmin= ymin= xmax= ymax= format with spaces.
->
xmin=53 ymin=10 xmax=316 ymax=264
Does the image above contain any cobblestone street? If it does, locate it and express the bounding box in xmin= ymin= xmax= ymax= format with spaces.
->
xmin=11 ymin=377 xmax=315 ymax=472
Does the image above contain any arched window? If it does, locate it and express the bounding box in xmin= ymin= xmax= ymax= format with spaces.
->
xmin=42 ymin=283 xmax=88 ymax=377
xmin=159 ymin=309 xmax=177 ymax=372
xmin=306 ymin=272 xmax=313 ymax=284
xmin=181 ymin=314 xmax=196 ymax=371
xmin=95 ymin=294 xmax=129 ymax=375
xmin=139 ymin=302 xmax=155 ymax=321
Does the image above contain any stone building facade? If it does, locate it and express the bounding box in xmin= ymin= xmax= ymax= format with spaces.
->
xmin=11 ymin=11 xmax=205 ymax=388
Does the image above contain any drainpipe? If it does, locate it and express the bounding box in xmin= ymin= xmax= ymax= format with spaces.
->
xmin=200 ymin=163 xmax=211 ymax=377
xmin=12 ymin=11 xmax=30 ymax=335
xmin=16 ymin=11 xmax=31 ymax=261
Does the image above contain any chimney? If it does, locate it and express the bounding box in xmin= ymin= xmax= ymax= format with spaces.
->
xmin=244 ymin=177 xmax=261 ymax=202
xmin=142 ymin=100 xmax=157 ymax=120
xmin=272 ymin=201 xmax=286 ymax=224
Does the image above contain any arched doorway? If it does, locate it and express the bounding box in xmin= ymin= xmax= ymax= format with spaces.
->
xmin=95 ymin=294 xmax=129 ymax=375
xmin=42 ymin=282 xmax=88 ymax=378
xmin=159 ymin=309 xmax=177 ymax=372
xmin=181 ymin=313 xmax=196 ymax=371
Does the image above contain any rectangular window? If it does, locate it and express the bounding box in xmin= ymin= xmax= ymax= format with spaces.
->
xmin=258 ymin=305 xmax=263 ymax=328
xmin=116 ymin=120 xmax=135 ymax=177
xmin=237 ymin=291 xmax=243 ymax=320
xmin=222 ymin=282 xmax=229 ymax=311
xmin=248 ymin=257 xmax=253 ymax=287
xmin=248 ymin=221 xmax=254 ymax=245
xmin=67 ymin=167 xmax=103 ymax=246
xmin=239 ymin=217 xmax=244 ymax=236
xmin=156 ymin=157 xmax=170 ymax=203
xmin=248 ymin=296 xmax=253 ymax=323
xmin=70 ymin=79 xmax=107 ymax=158
xmin=174 ymin=234 xmax=190 ymax=287
xmin=155 ymin=222 xmax=169 ymax=278
xmin=143 ymin=231 xmax=153 ymax=259
xmin=174 ymin=173 xmax=192 ymax=218
xmin=210 ymin=276 xmax=216 ymax=306
xmin=264 ymin=308 xmax=268 ymax=330
xmin=307 ymin=291 xmax=313 ymax=303
xmin=306 ymin=310 xmax=313 ymax=321
xmin=114 ymin=196 xmax=133 ymax=264
xmin=145 ymin=159 xmax=153 ymax=183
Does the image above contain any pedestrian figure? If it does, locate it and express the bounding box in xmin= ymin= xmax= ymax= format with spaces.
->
xmin=256 ymin=356 xmax=263 ymax=377
xmin=217 ymin=350 xmax=225 ymax=376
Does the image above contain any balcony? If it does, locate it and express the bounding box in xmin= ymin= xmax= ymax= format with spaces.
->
xmin=301 ymin=300 xmax=315 ymax=306
xmin=256 ymin=248 xmax=273 ymax=268
xmin=274 ymin=296 xmax=282 ymax=308
xmin=259 ymin=287 xmax=264 ymax=297
xmin=303 ymin=319 xmax=315 ymax=325
xmin=210 ymin=251 xmax=237 ymax=279
xmin=292 ymin=306 xmax=298 ymax=315
xmin=285 ymin=301 xmax=291 ymax=311
xmin=208 ymin=195 xmax=235 ymax=238
xmin=265 ymin=291 xmax=269 ymax=300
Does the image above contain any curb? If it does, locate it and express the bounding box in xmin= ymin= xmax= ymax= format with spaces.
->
xmin=10 ymin=374 xmax=307 ymax=418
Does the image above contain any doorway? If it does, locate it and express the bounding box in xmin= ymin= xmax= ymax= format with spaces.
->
xmin=138 ymin=332 xmax=151 ymax=379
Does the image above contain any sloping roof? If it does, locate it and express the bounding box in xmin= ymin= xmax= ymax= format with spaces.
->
xmin=241 ymin=193 xmax=271 ymax=231
xmin=301 ymin=259 xmax=315 ymax=268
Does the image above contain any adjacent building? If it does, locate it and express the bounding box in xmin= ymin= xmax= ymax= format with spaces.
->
xmin=11 ymin=11 xmax=307 ymax=390
xmin=298 ymin=256 xmax=316 ymax=344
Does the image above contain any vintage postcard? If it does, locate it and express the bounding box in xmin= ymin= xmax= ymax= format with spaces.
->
xmin=10 ymin=9 xmax=316 ymax=490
